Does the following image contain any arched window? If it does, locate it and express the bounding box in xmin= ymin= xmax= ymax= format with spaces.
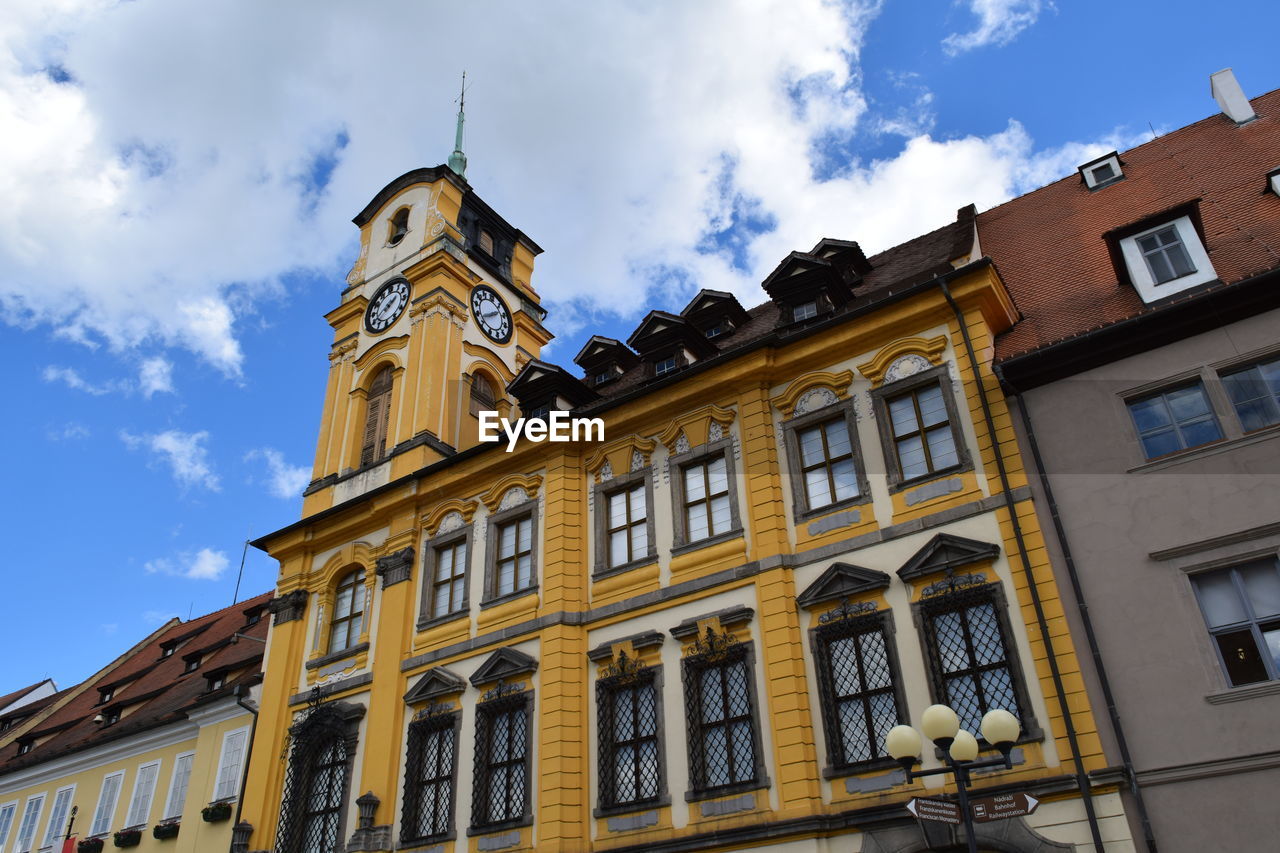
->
xmin=276 ymin=703 xmax=364 ymax=853
xmin=388 ymin=208 xmax=410 ymax=246
xmin=329 ymin=569 xmax=366 ymax=654
xmin=478 ymin=229 xmax=494 ymax=255
xmin=469 ymin=374 xmax=497 ymax=417
xmin=360 ymin=367 xmax=393 ymax=466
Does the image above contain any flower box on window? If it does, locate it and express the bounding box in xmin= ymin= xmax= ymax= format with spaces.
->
xmin=77 ymin=839 xmax=105 ymax=853
xmin=201 ymin=801 xmax=233 ymax=823
xmin=112 ymin=830 xmax=142 ymax=848
xmin=152 ymin=822 xmax=180 ymax=840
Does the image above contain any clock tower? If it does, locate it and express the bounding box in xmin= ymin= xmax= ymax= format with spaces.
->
xmin=303 ymin=160 xmax=551 ymax=515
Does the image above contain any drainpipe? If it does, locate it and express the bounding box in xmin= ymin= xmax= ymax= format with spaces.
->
xmin=1005 ymin=384 xmax=1159 ymax=853
xmin=938 ymin=279 xmax=1106 ymax=853
xmin=232 ymin=684 xmax=259 ymax=838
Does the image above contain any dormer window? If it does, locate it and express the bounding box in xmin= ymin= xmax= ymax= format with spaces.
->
xmin=1079 ymin=152 xmax=1123 ymax=190
xmin=479 ymin=229 xmax=495 ymax=255
xmin=1114 ymin=212 xmax=1217 ymax=302
xmin=17 ymin=741 xmax=31 ymax=755
xmin=793 ymin=300 xmax=818 ymax=322
xmin=1137 ymin=226 xmax=1195 ymax=284
xmin=207 ymin=674 xmax=226 ymax=692
xmin=161 ymin=644 xmax=175 ymax=658
xmin=183 ymin=656 xmax=200 ymax=674
xmin=387 ymin=208 xmax=410 ymax=246
xmin=1266 ymin=166 xmax=1280 ymax=196
xmin=525 ymin=403 xmax=551 ymax=422
xmin=244 ymin=609 xmax=261 ymax=627
xmin=705 ymin=320 xmax=731 ymax=338
xmin=593 ymin=369 xmax=614 ymax=386
xmin=654 ymin=355 xmax=680 ymax=377
xmin=97 ymin=688 xmax=114 ymax=705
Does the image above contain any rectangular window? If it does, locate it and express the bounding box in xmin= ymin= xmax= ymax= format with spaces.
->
xmin=793 ymin=300 xmax=818 ymax=322
xmin=683 ymin=644 xmax=761 ymax=794
xmin=1127 ymin=383 xmax=1223 ymax=459
xmin=1221 ymin=356 xmax=1280 ymax=432
xmin=886 ymin=383 xmax=961 ymax=481
xmin=430 ymin=540 xmax=468 ymax=619
xmin=213 ymin=728 xmax=249 ymax=801
xmin=813 ymin=613 xmax=905 ymax=769
xmin=401 ymin=711 xmax=458 ymax=843
xmin=1192 ymin=560 xmax=1280 ymax=687
xmin=471 ymin=694 xmax=530 ymax=829
xmin=494 ymin=516 xmax=534 ymax=597
xmin=797 ymin=417 xmax=860 ymax=510
xmin=13 ymin=794 xmax=44 ymax=853
xmin=654 ymin=355 xmax=679 ymax=377
xmin=0 ymin=803 xmax=16 ymax=851
xmin=163 ymin=754 xmax=194 ymax=819
xmin=606 ymin=484 xmax=649 ymax=569
xmin=125 ymin=762 xmax=160 ymax=827
xmin=920 ymin=585 xmax=1024 ymax=736
xmin=597 ymin=670 xmax=662 ymax=809
xmin=91 ymin=772 xmax=123 ymax=836
xmin=42 ymin=787 xmax=74 ymax=849
xmin=682 ymin=455 xmax=732 ymax=543
xmin=1137 ymin=225 xmax=1196 ymax=284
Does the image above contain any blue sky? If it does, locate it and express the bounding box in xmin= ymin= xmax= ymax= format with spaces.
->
xmin=1 ymin=0 xmax=1276 ymax=688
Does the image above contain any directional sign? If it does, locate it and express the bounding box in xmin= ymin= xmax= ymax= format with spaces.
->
xmin=906 ymin=797 xmax=962 ymax=825
xmin=970 ymin=792 xmax=1040 ymax=823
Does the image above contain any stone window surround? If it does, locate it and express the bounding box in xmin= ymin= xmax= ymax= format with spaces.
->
xmin=679 ymin=639 xmax=771 ymax=803
xmin=418 ymin=525 xmax=475 ymax=631
xmin=668 ymin=437 xmax=744 ymax=556
xmin=467 ymin=690 xmax=536 ymax=836
xmin=779 ymin=398 xmax=872 ymax=523
xmin=808 ymin=609 xmax=910 ymax=778
xmin=592 ymin=467 xmax=658 ymax=580
xmin=481 ymin=502 xmax=540 ymax=609
xmin=400 ymin=708 xmax=462 ymax=845
xmin=869 ymin=364 xmax=971 ymax=493
xmin=592 ymin=665 xmax=673 ymax=818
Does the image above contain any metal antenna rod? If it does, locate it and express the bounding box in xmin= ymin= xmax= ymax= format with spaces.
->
xmin=232 ymin=528 xmax=251 ymax=605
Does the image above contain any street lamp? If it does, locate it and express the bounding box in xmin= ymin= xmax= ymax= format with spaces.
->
xmin=886 ymin=704 xmax=1021 ymax=853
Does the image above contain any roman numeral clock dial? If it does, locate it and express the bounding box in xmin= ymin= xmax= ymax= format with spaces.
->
xmin=471 ymin=284 xmax=513 ymax=344
xmin=364 ymin=278 xmax=411 ymax=333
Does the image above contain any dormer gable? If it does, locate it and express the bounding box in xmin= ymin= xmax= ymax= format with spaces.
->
xmin=796 ymin=563 xmax=891 ymax=608
xmin=574 ymin=335 xmax=640 ymax=387
xmin=809 ymin=238 xmax=873 ymax=275
xmin=762 ymin=248 xmax=859 ymax=324
xmin=507 ymin=359 xmax=599 ymax=416
xmin=627 ymin=310 xmax=718 ymax=377
xmin=680 ymin=289 xmax=751 ymax=340
xmin=897 ymin=533 xmax=1001 ymax=582
xmin=404 ymin=666 xmax=467 ymax=704
xmin=469 ymin=647 xmax=538 ymax=687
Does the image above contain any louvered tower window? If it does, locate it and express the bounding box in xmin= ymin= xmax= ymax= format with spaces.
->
xmin=470 ymin=374 xmax=497 ymax=417
xmin=360 ymin=367 xmax=393 ymax=466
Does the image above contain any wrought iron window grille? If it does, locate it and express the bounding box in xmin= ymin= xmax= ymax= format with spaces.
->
xmin=597 ymin=663 xmax=662 ymax=810
xmin=401 ymin=708 xmax=458 ymax=844
xmin=920 ymin=569 xmax=987 ymax=599
xmin=683 ymin=624 xmax=739 ymax=661
xmin=599 ymin=650 xmax=648 ymax=683
xmin=471 ymin=690 xmax=531 ymax=830
xmin=275 ymin=697 xmax=360 ymax=853
xmin=682 ymin=640 xmax=761 ymax=794
xmin=480 ymin=679 xmax=525 ymax=703
xmin=818 ymin=598 xmax=878 ymax=624
xmin=813 ymin=610 xmax=906 ymax=769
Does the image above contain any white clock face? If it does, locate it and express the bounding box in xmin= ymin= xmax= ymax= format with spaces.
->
xmin=471 ymin=285 xmax=513 ymax=344
xmin=365 ymin=279 xmax=411 ymax=333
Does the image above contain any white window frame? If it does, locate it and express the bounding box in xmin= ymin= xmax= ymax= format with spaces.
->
xmin=0 ymin=802 xmax=18 ymax=851
xmin=1080 ymin=153 xmax=1123 ymax=189
xmin=41 ymin=786 xmax=75 ymax=851
xmin=162 ymin=751 xmax=196 ymax=819
xmin=212 ymin=726 xmax=250 ymax=802
xmin=90 ymin=771 xmax=125 ymax=837
xmin=124 ymin=760 xmax=161 ymax=829
xmin=1120 ymin=215 xmax=1217 ymax=303
xmin=12 ymin=793 xmax=46 ymax=853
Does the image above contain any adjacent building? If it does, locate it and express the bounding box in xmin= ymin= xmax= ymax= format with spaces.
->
xmin=0 ymin=592 xmax=272 ymax=853
xmin=985 ymin=72 xmax=1280 ymax=852
xmin=238 ymin=124 xmax=1135 ymax=850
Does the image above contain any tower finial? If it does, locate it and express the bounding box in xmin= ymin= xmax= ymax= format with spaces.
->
xmin=448 ymin=71 xmax=467 ymax=177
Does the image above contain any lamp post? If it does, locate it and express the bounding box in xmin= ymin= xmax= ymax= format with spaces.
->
xmin=886 ymin=704 xmax=1021 ymax=853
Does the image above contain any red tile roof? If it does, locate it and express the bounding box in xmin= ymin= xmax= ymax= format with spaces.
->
xmin=980 ymin=87 xmax=1280 ymax=362
xmin=0 ymin=681 xmax=53 ymax=714
xmin=0 ymin=591 xmax=272 ymax=772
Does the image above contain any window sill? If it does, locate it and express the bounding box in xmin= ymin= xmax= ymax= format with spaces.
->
xmin=479 ymin=587 xmax=538 ymax=611
xmin=794 ymin=494 xmax=871 ymax=526
xmin=592 ymin=555 xmax=658 ymax=582
xmin=821 ymin=757 xmax=900 ymax=780
xmin=304 ymin=642 xmax=369 ymax=671
xmin=416 ymin=610 xmax=468 ymax=632
xmin=1129 ymin=422 xmax=1280 ymax=473
xmin=671 ymin=529 xmax=744 ymax=558
xmin=683 ymin=776 xmax=769 ymax=803
xmin=593 ymin=795 xmax=671 ymax=819
xmin=888 ymin=463 xmax=969 ymax=495
xmin=466 ymin=814 xmax=533 ymax=837
xmin=399 ymin=831 xmax=457 ymax=848
xmin=1205 ymin=679 xmax=1280 ymax=705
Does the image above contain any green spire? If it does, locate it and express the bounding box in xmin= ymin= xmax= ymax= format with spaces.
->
xmin=447 ymin=71 xmax=467 ymax=177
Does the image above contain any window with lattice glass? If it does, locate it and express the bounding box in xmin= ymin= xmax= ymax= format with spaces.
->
xmin=329 ymin=569 xmax=366 ymax=653
xmin=471 ymin=694 xmax=530 ymax=830
xmin=681 ymin=455 xmax=732 ymax=543
xmin=1221 ymin=355 xmax=1280 ymax=433
xmin=360 ymin=367 xmax=393 ymax=466
xmin=605 ymin=484 xmax=648 ymax=568
xmin=813 ymin=613 xmax=905 ymax=769
xmin=797 ymin=417 xmax=860 ymax=510
xmin=430 ymin=540 xmax=468 ymax=619
xmin=886 ymin=383 xmax=960 ymax=481
xmin=597 ymin=670 xmax=662 ymax=809
xmin=276 ymin=706 xmax=358 ymax=853
xmin=683 ymin=644 xmax=761 ymax=794
xmin=494 ymin=516 xmax=534 ymax=597
xmin=401 ymin=711 xmax=457 ymax=843
xmin=919 ymin=585 xmax=1023 ymax=736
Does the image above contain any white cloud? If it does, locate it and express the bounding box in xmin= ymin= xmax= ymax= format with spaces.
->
xmin=101 ymin=622 xmax=118 ymax=635
xmin=2 ymin=0 xmax=1121 ymax=377
xmin=138 ymin=356 xmax=173 ymax=397
xmin=144 ymin=547 xmax=229 ymax=581
xmin=42 ymin=364 xmax=123 ymax=395
xmin=942 ymin=0 xmax=1046 ymax=55
xmin=142 ymin=609 xmax=177 ymax=624
xmin=246 ymin=447 xmax=310 ymax=499
xmin=46 ymin=421 xmax=90 ymax=440
xmin=121 ymin=428 xmax=220 ymax=491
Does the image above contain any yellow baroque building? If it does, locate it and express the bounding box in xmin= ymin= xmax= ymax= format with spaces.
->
xmin=239 ymin=162 xmax=1135 ymax=853
xmin=0 ymin=593 xmax=272 ymax=853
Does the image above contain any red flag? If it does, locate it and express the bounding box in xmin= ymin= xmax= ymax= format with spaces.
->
xmin=61 ymin=838 xmax=76 ymax=853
